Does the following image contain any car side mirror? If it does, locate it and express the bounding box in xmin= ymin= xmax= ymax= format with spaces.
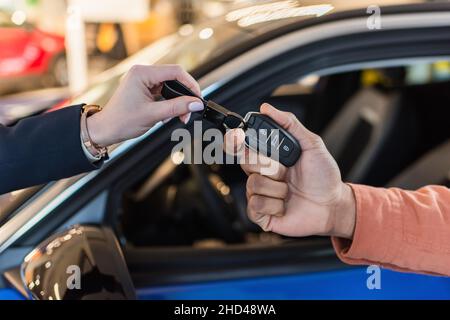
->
xmin=20 ymin=225 xmax=136 ymax=300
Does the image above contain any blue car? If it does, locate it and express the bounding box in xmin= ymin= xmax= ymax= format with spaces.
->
xmin=1 ymin=0 xmax=450 ymax=300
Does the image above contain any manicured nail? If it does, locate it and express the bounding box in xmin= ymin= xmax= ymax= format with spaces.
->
xmin=183 ymin=113 xmax=191 ymax=124
xmin=163 ymin=117 xmax=173 ymax=124
xmin=188 ymin=101 xmax=204 ymax=112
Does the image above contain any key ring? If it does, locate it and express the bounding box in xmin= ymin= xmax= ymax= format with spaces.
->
xmin=223 ymin=113 xmax=246 ymax=130
xmin=162 ymin=80 xmax=246 ymax=130
xmin=203 ymin=100 xmax=246 ymax=130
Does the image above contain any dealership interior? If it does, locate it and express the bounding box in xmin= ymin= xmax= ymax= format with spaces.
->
xmin=0 ymin=0 xmax=450 ymax=301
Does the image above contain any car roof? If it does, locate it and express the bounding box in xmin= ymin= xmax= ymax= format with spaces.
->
xmin=212 ymin=0 xmax=420 ymax=31
xmin=189 ymin=0 xmax=428 ymax=77
xmin=93 ymin=0 xmax=428 ymax=85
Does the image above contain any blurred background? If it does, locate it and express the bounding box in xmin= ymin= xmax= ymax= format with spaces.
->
xmin=0 ymin=0 xmax=243 ymax=124
xmin=0 ymin=0 xmax=229 ymax=89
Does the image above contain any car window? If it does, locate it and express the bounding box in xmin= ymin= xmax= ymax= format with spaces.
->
xmin=115 ymin=60 xmax=450 ymax=249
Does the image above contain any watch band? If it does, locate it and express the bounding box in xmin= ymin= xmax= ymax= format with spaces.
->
xmin=80 ymin=104 xmax=108 ymax=160
xmin=81 ymin=137 xmax=102 ymax=162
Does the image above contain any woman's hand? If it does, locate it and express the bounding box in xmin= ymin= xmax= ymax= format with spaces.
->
xmin=87 ymin=64 xmax=204 ymax=147
xmin=225 ymin=103 xmax=356 ymax=239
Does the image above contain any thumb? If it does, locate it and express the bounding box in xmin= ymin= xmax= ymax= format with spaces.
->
xmin=224 ymin=128 xmax=246 ymax=156
xmin=151 ymin=96 xmax=204 ymax=123
xmin=260 ymin=103 xmax=323 ymax=150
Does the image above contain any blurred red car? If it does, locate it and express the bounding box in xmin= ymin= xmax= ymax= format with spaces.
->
xmin=0 ymin=11 xmax=67 ymax=94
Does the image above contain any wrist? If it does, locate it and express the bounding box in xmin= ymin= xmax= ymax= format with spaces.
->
xmin=86 ymin=111 xmax=113 ymax=148
xmin=330 ymin=183 xmax=356 ymax=239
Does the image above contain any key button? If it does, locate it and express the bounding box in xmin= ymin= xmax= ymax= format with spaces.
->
xmin=280 ymin=138 xmax=294 ymax=157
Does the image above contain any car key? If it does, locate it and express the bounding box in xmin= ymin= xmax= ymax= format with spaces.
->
xmin=161 ymin=80 xmax=301 ymax=167
xmin=243 ymin=112 xmax=301 ymax=167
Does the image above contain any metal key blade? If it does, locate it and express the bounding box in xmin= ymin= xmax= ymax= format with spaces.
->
xmin=203 ymin=101 xmax=245 ymax=130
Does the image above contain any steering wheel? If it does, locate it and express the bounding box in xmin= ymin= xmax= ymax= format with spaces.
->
xmin=188 ymin=162 xmax=245 ymax=244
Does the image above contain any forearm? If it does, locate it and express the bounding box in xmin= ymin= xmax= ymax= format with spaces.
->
xmin=332 ymin=184 xmax=450 ymax=276
xmin=0 ymin=65 xmax=202 ymax=195
xmin=0 ymin=105 xmax=99 ymax=194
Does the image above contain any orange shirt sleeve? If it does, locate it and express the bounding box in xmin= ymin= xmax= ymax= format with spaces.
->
xmin=332 ymin=184 xmax=450 ymax=276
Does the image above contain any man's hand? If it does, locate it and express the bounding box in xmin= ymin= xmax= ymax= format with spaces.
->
xmin=225 ymin=103 xmax=356 ymax=239
xmin=87 ymin=64 xmax=204 ymax=147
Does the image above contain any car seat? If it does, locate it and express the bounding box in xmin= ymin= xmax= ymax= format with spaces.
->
xmin=387 ymin=139 xmax=450 ymax=189
xmin=322 ymin=88 xmax=401 ymax=183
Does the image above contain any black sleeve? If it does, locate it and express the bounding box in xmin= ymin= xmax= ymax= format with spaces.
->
xmin=0 ymin=105 xmax=102 ymax=194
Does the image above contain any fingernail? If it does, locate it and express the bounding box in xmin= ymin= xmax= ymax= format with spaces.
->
xmin=163 ymin=117 xmax=173 ymax=124
xmin=188 ymin=101 xmax=204 ymax=112
xmin=183 ymin=113 xmax=191 ymax=124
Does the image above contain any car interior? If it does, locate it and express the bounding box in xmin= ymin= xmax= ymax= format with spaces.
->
xmin=110 ymin=61 xmax=450 ymax=285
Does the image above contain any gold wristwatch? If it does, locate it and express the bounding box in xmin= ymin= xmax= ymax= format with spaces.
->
xmin=80 ymin=104 xmax=108 ymax=159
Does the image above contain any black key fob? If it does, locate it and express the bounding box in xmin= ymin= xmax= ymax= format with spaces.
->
xmin=161 ymin=80 xmax=203 ymax=101
xmin=244 ymin=112 xmax=301 ymax=167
